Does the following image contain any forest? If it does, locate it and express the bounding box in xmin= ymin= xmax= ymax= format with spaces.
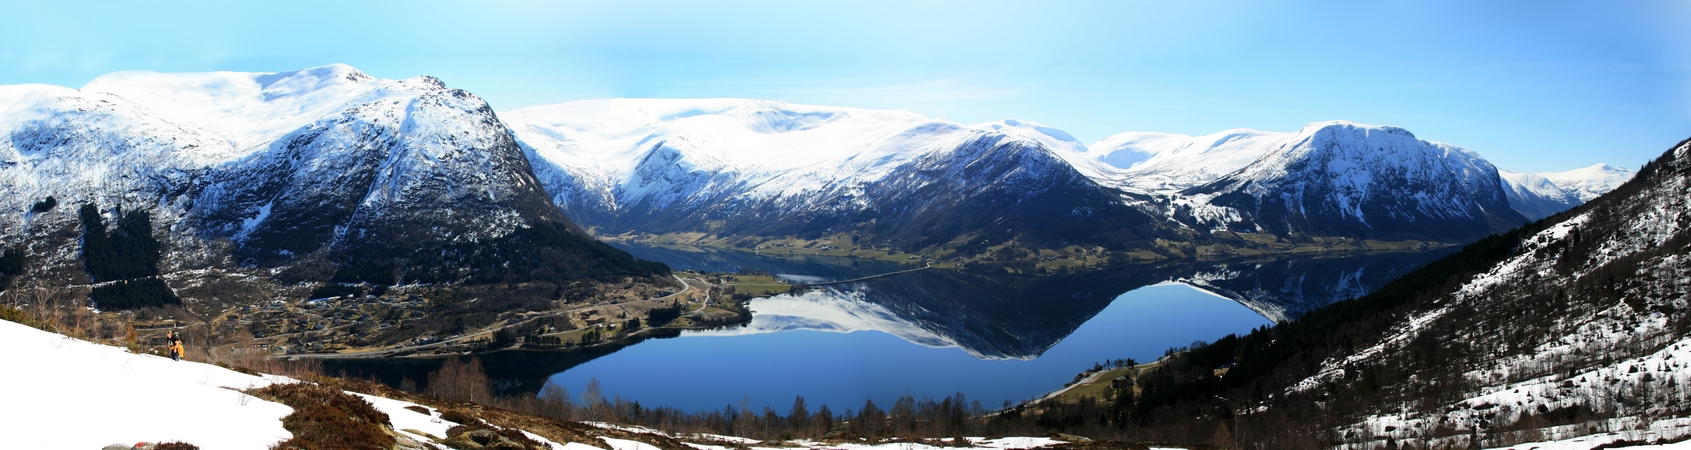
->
xmin=79 ymin=203 xmax=163 ymax=282
xmin=78 ymin=203 xmax=179 ymax=310
xmin=377 ymin=220 xmax=670 ymax=285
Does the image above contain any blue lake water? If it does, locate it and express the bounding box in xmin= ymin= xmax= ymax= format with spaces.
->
xmin=544 ymin=281 xmax=1270 ymax=413
xmin=323 ymin=244 xmax=1451 ymax=415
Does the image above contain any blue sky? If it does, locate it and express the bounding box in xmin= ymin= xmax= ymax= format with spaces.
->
xmin=1 ymin=1 xmax=1686 ymax=173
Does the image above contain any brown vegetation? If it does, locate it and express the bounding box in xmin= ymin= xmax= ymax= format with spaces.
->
xmin=252 ymin=382 xmax=396 ymax=450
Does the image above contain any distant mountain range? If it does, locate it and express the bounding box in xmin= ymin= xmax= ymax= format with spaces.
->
xmin=509 ymin=98 xmax=1629 ymax=251
xmin=0 ymin=65 xmax=1634 ymax=289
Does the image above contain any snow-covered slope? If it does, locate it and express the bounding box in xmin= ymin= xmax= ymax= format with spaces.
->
xmin=506 ymin=99 xmax=1158 ymax=252
xmin=0 ymin=319 xmax=295 ymax=448
xmin=1177 ymin=121 xmax=1526 ymax=241
xmin=1302 ymin=139 xmax=1691 ymax=449
xmin=0 ymin=83 xmax=232 ymax=275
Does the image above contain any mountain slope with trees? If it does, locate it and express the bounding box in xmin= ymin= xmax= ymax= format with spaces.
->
xmin=1000 ymin=136 xmax=1691 ymax=449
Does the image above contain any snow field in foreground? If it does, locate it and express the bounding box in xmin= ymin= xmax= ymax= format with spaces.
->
xmin=0 ymin=319 xmax=575 ymax=449
xmin=0 ymin=319 xmax=292 ymax=449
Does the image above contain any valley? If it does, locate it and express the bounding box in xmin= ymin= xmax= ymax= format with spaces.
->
xmin=0 ymin=63 xmax=1668 ymax=450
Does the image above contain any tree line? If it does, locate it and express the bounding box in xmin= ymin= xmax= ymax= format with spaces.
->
xmin=416 ymin=357 xmax=1008 ymax=443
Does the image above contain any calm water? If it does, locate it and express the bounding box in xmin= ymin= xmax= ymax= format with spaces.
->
xmin=325 ymin=244 xmax=1453 ymax=414
xmin=545 ymin=281 xmax=1269 ymax=413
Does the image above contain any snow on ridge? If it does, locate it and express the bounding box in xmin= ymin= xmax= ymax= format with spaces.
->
xmin=508 ymin=98 xmax=1083 ymax=211
xmin=1085 ymin=127 xmax=1291 ymax=192
xmin=79 ymin=64 xmax=442 ymax=157
xmin=505 ymin=97 xmax=955 ymax=174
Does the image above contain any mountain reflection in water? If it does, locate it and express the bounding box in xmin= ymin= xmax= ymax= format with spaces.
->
xmin=324 ymin=244 xmax=1454 ymax=403
xmin=624 ymin=243 xmax=1454 ymax=360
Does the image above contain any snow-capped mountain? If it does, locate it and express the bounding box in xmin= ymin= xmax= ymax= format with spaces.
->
xmin=1499 ymin=164 xmax=1636 ymax=220
xmin=1173 ymin=121 xmax=1526 ymax=241
xmin=0 ymin=83 xmax=229 ymax=275
xmin=0 ymin=65 xmax=652 ymax=285
xmin=506 ymin=99 xmax=1159 ymax=253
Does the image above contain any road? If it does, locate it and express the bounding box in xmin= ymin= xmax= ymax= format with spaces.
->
xmin=793 ymin=263 xmax=931 ymax=287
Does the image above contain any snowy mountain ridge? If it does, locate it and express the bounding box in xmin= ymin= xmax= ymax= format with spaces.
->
xmin=511 ymin=97 xmax=1623 ymax=248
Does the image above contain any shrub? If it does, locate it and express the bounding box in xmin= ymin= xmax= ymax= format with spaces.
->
xmin=30 ymin=196 xmax=56 ymax=213
xmin=153 ymin=442 xmax=199 ymax=450
xmin=253 ymin=382 xmax=394 ymax=450
xmin=440 ymin=409 xmax=484 ymax=427
xmin=0 ymin=305 xmax=56 ymax=332
xmin=0 ymin=247 xmax=23 ymax=275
